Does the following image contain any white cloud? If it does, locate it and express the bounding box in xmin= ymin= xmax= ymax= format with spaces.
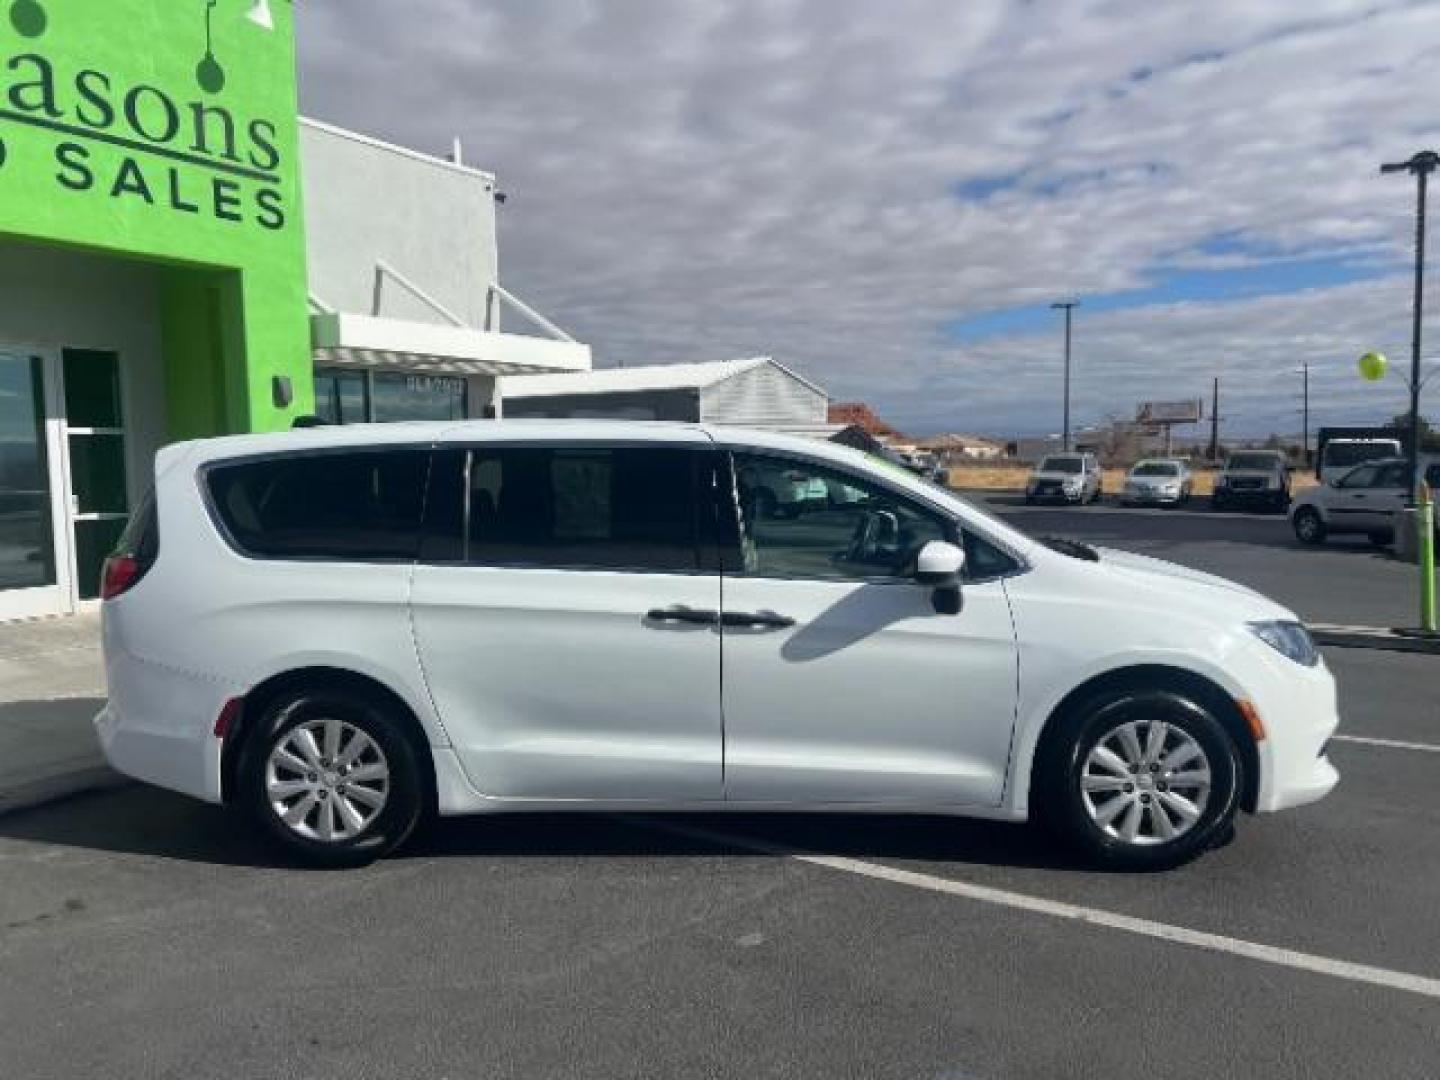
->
xmin=296 ymin=0 xmax=1440 ymax=435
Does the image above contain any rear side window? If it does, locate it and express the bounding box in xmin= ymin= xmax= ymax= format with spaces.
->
xmin=207 ymin=449 xmax=429 ymax=560
xmin=425 ymin=445 xmax=703 ymax=573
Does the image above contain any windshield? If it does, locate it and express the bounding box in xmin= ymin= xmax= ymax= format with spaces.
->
xmin=1324 ymin=441 xmax=1400 ymax=468
xmin=1037 ymin=456 xmax=1083 ymax=474
xmin=1227 ymin=453 xmax=1280 ymax=471
xmin=1132 ymin=462 xmax=1179 ymax=477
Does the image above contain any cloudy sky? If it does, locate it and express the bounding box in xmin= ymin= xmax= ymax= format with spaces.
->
xmin=296 ymin=0 xmax=1440 ymax=437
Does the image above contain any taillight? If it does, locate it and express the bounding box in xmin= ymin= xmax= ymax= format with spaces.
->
xmin=100 ymin=554 xmax=143 ymax=600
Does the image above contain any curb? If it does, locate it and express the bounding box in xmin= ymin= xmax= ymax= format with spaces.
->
xmin=0 ymin=766 xmax=131 ymax=820
xmin=1310 ymin=624 xmax=1440 ymax=656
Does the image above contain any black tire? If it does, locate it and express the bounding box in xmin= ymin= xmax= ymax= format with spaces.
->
xmin=1034 ymin=690 xmax=1242 ymax=871
xmin=238 ymin=687 xmax=427 ymax=868
xmin=1211 ymin=492 xmax=1226 ymax=511
xmin=1293 ymin=507 xmax=1325 ymax=545
xmin=1367 ymin=530 xmax=1393 ymax=547
xmin=1024 ymin=495 xmax=1035 ymax=505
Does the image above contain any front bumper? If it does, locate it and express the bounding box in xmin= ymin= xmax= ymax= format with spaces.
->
xmin=1246 ymin=654 xmax=1341 ymax=814
xmin=1123 ymin=487 xmax=1182 ymax=504
xmin=1216 ymin=484 xmax=1283 ymax=503
xmin=1028 ymin=485 xmax=1084 ymax=502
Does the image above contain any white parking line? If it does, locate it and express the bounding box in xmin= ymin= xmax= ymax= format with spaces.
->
xmin=634 ymin=818 xmax=1440 ymax=1002
xmin=1332 ymin=734 xmax=1440 ymax=754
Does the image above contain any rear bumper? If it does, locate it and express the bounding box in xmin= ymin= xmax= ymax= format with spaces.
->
xmin=96 ymin=646 xmax=239 ymax=805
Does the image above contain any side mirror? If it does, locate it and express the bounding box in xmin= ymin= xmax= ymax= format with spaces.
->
xmin=915 ymin=541 xmax=965 ymax=614
xmin=915 ymin=544 xmax=961 ymax=622
xmin=915 ymin=540 xmax=965 ymax=587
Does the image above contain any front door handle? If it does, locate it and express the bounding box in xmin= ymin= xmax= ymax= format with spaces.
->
xmin=645 ymin=606 xmax=719 ymax=626
xmin=721 ymin=611 xmax=796 ymax=630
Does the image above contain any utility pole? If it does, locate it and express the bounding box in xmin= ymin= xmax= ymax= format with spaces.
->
xmin=1381 ymin=150 xmax=1438 ymax=498
xmin=1051 ymin=300 xmax=1079 ymax=451
xmin=1209 ymin=377 xmax=1220 ymax=462
xmin=1300 ymin=363 xmax=1310 ymax=467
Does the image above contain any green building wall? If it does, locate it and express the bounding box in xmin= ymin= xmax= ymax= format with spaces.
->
xmin=0 ymin=0 xmax=312 ymax=437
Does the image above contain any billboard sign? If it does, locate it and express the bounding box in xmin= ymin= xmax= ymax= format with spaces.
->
xmin=1137 ymin=399 xmax=1203 ymax=424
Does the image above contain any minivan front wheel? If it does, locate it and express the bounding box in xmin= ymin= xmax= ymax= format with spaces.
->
xmin=239 ymin=689 xmax=426 ymax=867
xmin=1037 ymin=691 xmax=1241 ymax=871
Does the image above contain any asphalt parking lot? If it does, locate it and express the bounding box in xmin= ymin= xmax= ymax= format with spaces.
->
xmin=1 ymin=504 xmax=1436 ymax=1079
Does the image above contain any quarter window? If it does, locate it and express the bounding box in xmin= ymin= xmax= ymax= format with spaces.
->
xmin=206 ymin=449 xmax=429 ymax=560
xmin=438 ymin=446 xmax=702 ymax=572
xmin=729 ymin=453 xmax=950 ymax=581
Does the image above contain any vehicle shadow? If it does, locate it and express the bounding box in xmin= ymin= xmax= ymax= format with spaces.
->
xmin=0 ymin=784 xmax=1090 ymax=873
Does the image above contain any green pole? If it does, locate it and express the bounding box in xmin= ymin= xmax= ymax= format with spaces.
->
xmin=1420 ymin=481 xmax=1436 ymax=633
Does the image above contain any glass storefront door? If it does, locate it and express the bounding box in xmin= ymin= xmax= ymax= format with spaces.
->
xmin=0 ymin=345 xmax=130 ymax=618
xmin=0 ymin=347 xmax=71 ymax=619
xmin=62 ymin=350 xmax=129 ymax=602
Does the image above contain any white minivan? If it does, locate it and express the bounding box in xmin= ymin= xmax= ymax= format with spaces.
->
xmin=97 ymin=422 xmax=1338 ymax=870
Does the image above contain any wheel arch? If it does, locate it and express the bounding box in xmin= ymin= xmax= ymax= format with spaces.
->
xmin=1026 ymin=664 xmax=1260 ymax=816
xmin=221 ymin=666 xmax=438 ymax=812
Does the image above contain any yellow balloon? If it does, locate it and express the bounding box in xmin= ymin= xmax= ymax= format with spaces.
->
xmin=1358 ymin=351 xmax=1388 ymax=382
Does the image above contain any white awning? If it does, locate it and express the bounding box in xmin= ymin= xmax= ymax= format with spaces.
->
xmin=311 ymin=312 xmax=592 ymax=377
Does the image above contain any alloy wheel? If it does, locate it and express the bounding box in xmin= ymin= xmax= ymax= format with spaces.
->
xmin=1080 ymin=718 xmax=1212 ymax=846
xmin=265 ymin=718 xmax=391 ymax=842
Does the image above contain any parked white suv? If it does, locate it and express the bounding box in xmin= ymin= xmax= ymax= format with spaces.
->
xmin=97 ymin=422 xmax=1338 ymax=870
xmin=1290 ymin=456 xmax=1440 ymax=546
xmin=1024 ymin=452 xmax=1103 ymax=504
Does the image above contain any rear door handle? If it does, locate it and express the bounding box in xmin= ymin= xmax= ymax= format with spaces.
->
xmin=721 ymin=611 xmax=796 ymax=630
xmin=645 ymin=606 xmax=719 ymax=626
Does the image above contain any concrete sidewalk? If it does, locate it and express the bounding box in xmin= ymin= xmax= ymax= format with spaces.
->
xmin=0 ymin=614 xmax=118 ymax=816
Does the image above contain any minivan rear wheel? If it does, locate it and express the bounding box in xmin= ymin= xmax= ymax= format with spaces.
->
xmin=239 ymin=688 xmax=426 ymax=867
xmin=1036 ymin=690 xmax=1241 ymax=871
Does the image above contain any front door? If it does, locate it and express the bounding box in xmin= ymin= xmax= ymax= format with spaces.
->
xmin=720 ymin=451 xmax=1019 ymax=806
xmin=0 ymin=347 xmax=72 ymax=619
xmin=61 ymin=349 xmax=130 ymax=603
xmin=410 ymin=440 xmax=724 ymax=801
xmin=1330 ymin=464 xmax=1389 ymax=531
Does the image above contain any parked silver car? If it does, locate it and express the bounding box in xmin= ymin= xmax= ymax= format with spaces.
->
xmin=1121 ymin=459 xmax=1193 ymax=506
xmin=1025 ymin=452 xmax=1102 ymax=505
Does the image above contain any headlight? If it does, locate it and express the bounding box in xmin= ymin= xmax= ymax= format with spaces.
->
xmin=1247 ymin=620 xmax=1319 ymax=667
xmin=1063 ymin=478 xmax=1082 ymax=489
xmin=1160 ymin=483 xmax=1179 ymax=493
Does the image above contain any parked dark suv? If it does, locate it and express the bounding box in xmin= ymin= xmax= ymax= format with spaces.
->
xmin=1212 ymin=451 xmax=1290 ymax=513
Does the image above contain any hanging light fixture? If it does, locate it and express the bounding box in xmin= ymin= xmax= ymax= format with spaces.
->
xmin=195 ymin=0 xmax=226 ymax=94
xmin=246 ymin=0 xmax=274 ymax=30
xmin=8 ymin=0 xmax=48 ymax=38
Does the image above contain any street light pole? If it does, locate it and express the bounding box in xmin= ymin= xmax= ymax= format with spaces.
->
xmin=1300 ymin=363 xmax=1309 ymax=466
xmin=1051 ymin=300 xmax=1079 ymax=451
xmin=1381 ymin=150 xmax=1438 ymax=499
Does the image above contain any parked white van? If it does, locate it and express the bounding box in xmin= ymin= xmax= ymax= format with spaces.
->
xmin=97 ymin=422 xmax=1338 ymax=870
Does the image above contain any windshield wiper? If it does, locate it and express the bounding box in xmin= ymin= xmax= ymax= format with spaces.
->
xmin=1037 ymin=535 xmax=1100 ymax=561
